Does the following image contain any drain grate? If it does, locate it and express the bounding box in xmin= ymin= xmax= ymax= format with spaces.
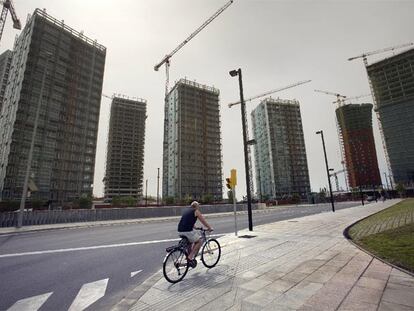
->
xmin=238 ymin=235 xmax=257 ymax=239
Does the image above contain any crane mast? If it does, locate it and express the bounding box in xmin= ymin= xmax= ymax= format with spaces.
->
xmin=0 ymin=0 xmax=21 ymax=45
xmin=154 ymin=0 xmax=234 ymax=96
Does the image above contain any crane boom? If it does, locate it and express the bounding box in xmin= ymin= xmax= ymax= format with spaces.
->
xmin=341 ymin=93 xmax=371 ymax=103
xmin=154 ymin=0 xmax=234 ymax=72
xmin=348 ymin=42 xmax=414 ymax=63
xmin=5 ymin=0 xmax=20 ymax=29
xmin=0 ymin=0 xmax=21 ymax=45
xmin=314 ymin=89 xmax=346 ymax=99
xmin=228 ymin=80 xmax=311 ymax=108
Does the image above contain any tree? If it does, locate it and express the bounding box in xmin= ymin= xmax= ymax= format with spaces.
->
xmin=164 ymin=196 xmax=175 ymax=205
xmin=201 ymin=193 xmax=213 ymax=204
xmin=395 ymin=183 xmax=406 ymax=198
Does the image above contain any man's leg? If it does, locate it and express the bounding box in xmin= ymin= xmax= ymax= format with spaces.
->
xmin=188 ymin=239 xmax=202 ymax=260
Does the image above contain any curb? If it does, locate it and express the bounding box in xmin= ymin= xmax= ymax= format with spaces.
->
xmin=343 ymin=203 xmax=414 ymax=278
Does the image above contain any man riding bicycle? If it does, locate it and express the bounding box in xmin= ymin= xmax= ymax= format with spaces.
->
xmin=178 ymin=201 xmax=213 ymax=268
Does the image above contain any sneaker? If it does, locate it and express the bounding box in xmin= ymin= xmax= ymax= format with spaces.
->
xmin=188 ymin=259 xmax=197 ymax=268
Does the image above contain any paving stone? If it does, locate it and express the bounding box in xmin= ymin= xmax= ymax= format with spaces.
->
xmin=388 ymin=274 xmax=414 ymax=288
xmin=265 ymin=279 xmax=297 ymax=293
xmin=382 ymin=286 xmax=414 ymax=307
xmin=238 ymin=278 xmax=272 ymax=292
xmin=357 ymin=276 xmax=387 ymax=290
xmin=338 ymin=300 xmax=378 ymax=311
xmin=243 ymin=288 xmax=279 ymax=307
xmin=378 ymin=301 xmax=414 ymax=311
xmin=345 ymin=285 xmax=383 ymax=305
xmin=281 ymin=271 xmax=309 ymax=282
xmin=261 ymin=269 xmax=285 ymax=281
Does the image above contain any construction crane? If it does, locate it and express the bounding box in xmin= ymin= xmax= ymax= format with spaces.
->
xmin=314 ymin=89 xmax=347 ymax=106
xmin=330 ymin=169 xmax=346 ymax=192
xmin=0 ymin=0 xmax=21 ymax=44
xmin=228 ymin=79 xmax=311 ymax=200
xmin=348 ymin=42 xmax=414 ymax=66
xmin=315 ymin=89 xmax=371 ymax=106
xmin=154 ymin=0 xmax=234 ymax=96
xmin=229 ymin=80 xmax=312 ymax=108
xmin=102 ymin=93 xmax=113 ymax=100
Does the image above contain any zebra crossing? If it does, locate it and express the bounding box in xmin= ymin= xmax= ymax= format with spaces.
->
xmin=6 ymin=270 xmax=142 ymax=311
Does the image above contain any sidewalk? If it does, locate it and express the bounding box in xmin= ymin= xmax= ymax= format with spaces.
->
xmin=116 ymin=200 xmax=414 ymax=311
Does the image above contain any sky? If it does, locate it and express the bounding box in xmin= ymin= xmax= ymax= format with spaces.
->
xmin=1 ymin=0 xmax=413 ymax=198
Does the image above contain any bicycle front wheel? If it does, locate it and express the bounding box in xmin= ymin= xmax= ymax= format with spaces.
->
xmin=201 ymin=238 xmax=221 ymax=268
xmin=163 ymin=249 xmax=188 ymax=283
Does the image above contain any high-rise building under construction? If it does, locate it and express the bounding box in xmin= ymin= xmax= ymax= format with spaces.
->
xmin=0 ymin=9 xmax=106 ymax=203
xmin=0 ymin=50 xmax=12 ymax=114
xmin=367 ymin=48 xmax=414 ymax=184
xmin=104 ymin=96 xmax=146 ymax=199
xmin=162 ymin=79 xmax=223 ymax=201
xmin=251 ymin=98 xmax=310 ymax=200
xmin=336 ymin=103 xmax=381 ymax=189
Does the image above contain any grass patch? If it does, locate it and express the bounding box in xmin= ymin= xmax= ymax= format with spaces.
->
xmin=358 ymin=223 xmax=414 ymax=273
xmin=348 ymin=199 xmax=414 ymax=238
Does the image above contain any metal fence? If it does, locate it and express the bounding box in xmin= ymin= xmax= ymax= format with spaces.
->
xmin=0 ymin=203 xmax=265 ymax=227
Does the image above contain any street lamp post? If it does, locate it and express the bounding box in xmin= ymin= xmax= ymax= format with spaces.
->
xmin=18 ymin=52 xmax=52 ymax=228
xmin=229 ymin=68 xmax=253 ymax=231
xmin=157 ymin=168 xmax=160 ymax=206
xmin=316 ymin=130 xmax=335 ymax=212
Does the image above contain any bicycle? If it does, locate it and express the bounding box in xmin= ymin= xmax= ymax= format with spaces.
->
xmin=163 ymin=227 xmax=221 ymax=284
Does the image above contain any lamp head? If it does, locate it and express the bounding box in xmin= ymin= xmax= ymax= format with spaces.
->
xmin=229 ymin=69 xmax=239 ymax=77
xmin=316 ymin=130 xmax=322 ymax=135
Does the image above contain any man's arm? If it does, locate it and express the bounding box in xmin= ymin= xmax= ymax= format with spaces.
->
xmin=195 ymin=209 xmax=213 ymax=231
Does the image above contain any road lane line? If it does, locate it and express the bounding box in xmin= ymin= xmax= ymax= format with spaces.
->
xmin=68 ymin=278 xmax=108 ymax=311
xmin=130 ymin=270 xmax=142 ymax=277
xmin=7 ymin=292 xmax=52 ymax=311
xmin=0 ymin=233 xmax=228 ymax=258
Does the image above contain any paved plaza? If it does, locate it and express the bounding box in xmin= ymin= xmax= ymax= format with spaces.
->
xmin=116 ymin=200 xmax=414 ymax=311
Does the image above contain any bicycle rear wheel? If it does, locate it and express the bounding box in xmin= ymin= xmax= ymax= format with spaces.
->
xmin=201 ymin=238 xmax=221 ymax=268
xmin=163 ymin=249 xmax=189 ymax=283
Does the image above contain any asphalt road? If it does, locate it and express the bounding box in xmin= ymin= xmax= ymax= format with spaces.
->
xmin=0 ymin=201 xmax=361 ymax=311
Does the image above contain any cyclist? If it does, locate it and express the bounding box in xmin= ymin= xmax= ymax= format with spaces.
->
xmin=178 ymin=201 xmax=213 ymax=268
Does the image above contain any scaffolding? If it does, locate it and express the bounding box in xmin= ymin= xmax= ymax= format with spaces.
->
xmin=251 ymin=98 xmax=310 ymax=200
xmin=162 ymin=78 xmax=223 ymax=201
xmin=335 ymin=103 xmax=382 ymax=189
xmin=0 ymin=9 xmax=106 ymax=204
xmin=104 ymin=96 xmax=146 ymax=199
xmin=367 ymin=48 xmax=414 ymax=185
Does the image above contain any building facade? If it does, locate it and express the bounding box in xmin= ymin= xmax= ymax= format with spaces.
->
xmin=367 ymin=48 xmax=414 ymax=185
xmin=162 ymin=79 xmax=223 ymax=201
xmin=251 ymin=98 xmax=310 ymax=200
xmin=0 ymin=9 xmax=106 ymax=204
xmin=104 ymin=96 xmax=146 ymax=199
xmin=336 ymin=103 xmax=381 ymax=189
xmin=0 ymin=50 xmax=12 ymax=114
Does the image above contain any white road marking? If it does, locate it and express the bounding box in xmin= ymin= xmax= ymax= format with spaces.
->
xmin=7 ymin=292 xmax=52 ymax=311
xmin=0 ymin=233 xmax=228 ymax=258
xmin=68 ymin=278 xmax=108 ymax=311
xmin=130 ymin=270 xmax=142 ymax=278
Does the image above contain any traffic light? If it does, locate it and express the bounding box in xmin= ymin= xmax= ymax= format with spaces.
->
xmin=226 ymin=177 xmax=232 ymax=189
